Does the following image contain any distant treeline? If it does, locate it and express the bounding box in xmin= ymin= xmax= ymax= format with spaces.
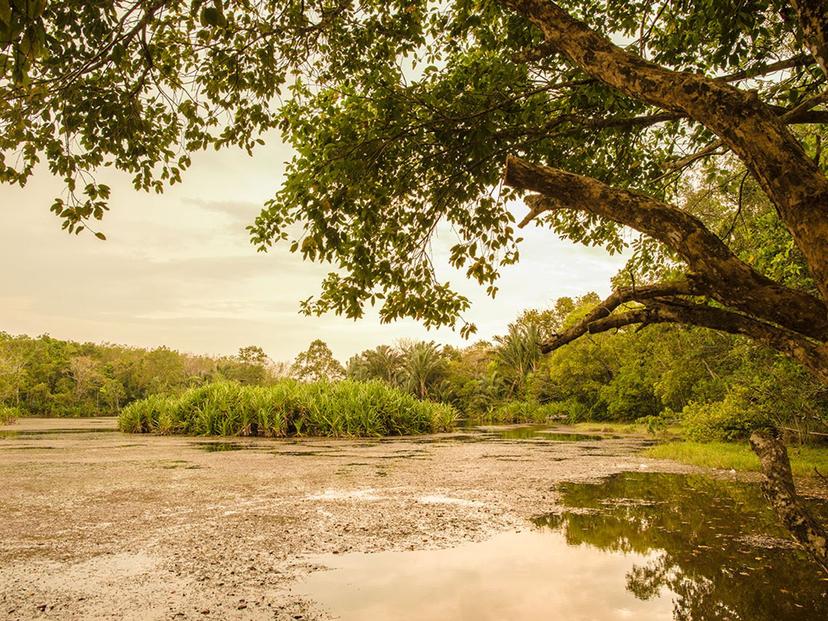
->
xmin=3 ymin=290 xmax=827 ymax=441
xmin=0 ymin=334 xmax=282 ymax=418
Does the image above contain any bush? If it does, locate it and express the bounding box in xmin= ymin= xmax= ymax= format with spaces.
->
xmin=473 ymin=400 xmax=575 ymax=424
xmin=634 ymin=412 xmax=677 ymax=435
xmin=681 ymin=389 xmax=771 ymax=441
xmin=488 ymin=401 xmax=540 ymax=424
xmin=542 ymin=399 xmax=592 ymax=423
xmin=118 ymin=380 xmax=458 ymax=437
xmin=0 ymin=405 xmax=19 ymax=425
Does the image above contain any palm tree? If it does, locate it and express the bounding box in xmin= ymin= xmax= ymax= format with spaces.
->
xmin=401 ymin=341 xmax=447 ymax=400
xmin=495 ymin=324 xmax=542 ymax=398
xmin=347 ymin=345 xmax=404 ymax=385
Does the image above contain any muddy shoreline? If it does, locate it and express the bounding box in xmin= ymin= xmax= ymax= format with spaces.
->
xmin=1 ymin=418 xmax=698 ymax=619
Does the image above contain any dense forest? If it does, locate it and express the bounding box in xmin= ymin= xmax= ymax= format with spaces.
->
xmin=0 ymin=336 xmax=281 ymax=418
xmin=347 ymin=295 xmax=828 ymax=442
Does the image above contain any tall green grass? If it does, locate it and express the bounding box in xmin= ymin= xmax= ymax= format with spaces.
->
xmin=118 ymin=380 xmax=457 ymax=437
xmin=644 ymin=441 xmax=828 ymax=478
xmin=0 ymin=405 xmax=19 ymax=425
xmin=469 ymin=400 xmax=566 ymax=425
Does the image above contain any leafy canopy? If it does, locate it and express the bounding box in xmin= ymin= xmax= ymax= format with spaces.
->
xmin=291 ymin=339 xmax=345 ymax=382
xmin=3 ymin=0 xmax=823 ymax=331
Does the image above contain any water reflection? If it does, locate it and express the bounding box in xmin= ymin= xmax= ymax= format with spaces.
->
xmin=452 ymin=425 xmax=607 ymax=442
xmin=0 ymin=428 xmax=117 ymax=438
xmin=535 ymin=472 xmax=828 ymax=620
xmin=298 ymin=530 xmax=675 ymax=620
xmin=192 ymin=441 xmax=256 ymax=452
xmin=298 ymin=473 xmax=827 ymax=621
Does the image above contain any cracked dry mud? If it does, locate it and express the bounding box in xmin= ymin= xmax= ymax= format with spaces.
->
xmin=0 ymin=418 xmax=693 ymax=620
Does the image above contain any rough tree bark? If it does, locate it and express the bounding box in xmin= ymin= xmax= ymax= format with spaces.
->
xmin=501 ymin=0 xmax=828 ymax=304
xmin=503 ymin=157 xmax=828 ymax=342
xmin=789 ymin=0 xmax=828 ymax=78
xmin=497 ymin=0 xmax=828 ymax=570
xmin=750 ymin=431 xmax=828 ymax=573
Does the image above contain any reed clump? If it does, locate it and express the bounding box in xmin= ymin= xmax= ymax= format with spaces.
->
xmin=0 ymin=405 xmax=19 ymax=425
xmin=118 ymin=380 xmax=457 ymax=437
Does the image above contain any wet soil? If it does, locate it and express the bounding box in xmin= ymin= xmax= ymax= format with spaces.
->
xmin=0 ymin=418 xmax=721 ymax=620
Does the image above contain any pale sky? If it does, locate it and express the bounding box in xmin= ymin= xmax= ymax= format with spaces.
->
xmin=0 ymin=135 xmax=628 ymax=363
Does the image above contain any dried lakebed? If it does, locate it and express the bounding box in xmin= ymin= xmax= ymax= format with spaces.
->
xmin=0 ymin=418 xmax=825 ymax=620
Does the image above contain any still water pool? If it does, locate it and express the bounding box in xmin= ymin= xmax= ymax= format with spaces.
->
xmin=297 ymin=472 xmax=827 ymax=620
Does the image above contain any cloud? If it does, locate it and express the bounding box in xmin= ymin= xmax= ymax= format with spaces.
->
xmin=0 ymin=143 xmax=629 ymax=361
xmin=182 ymin=197 xmax=263 ymax=227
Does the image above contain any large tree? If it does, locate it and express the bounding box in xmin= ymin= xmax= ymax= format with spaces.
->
xmin=291 ymin=339 xmax=345 ymax=382
xmin=3 ymin=0 xmax=828 ymax=566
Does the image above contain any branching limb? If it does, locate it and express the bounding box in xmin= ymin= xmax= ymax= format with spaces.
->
xmin=544 ymin=299 xmax=828 ymax=382
xmin=663 ymin=91 xmax=828 ymax=175
xmin=500 ymin=0 xmax=828 ymax=302
xmin=540 ymin=277 xmax=703 ymax=351
xmin=716 ymin=52 xmax=815 ymax=81
xmin=503 ymin=155 xmax=828 ymax=340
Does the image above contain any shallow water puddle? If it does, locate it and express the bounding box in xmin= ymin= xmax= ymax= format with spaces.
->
xmin=307 ymin=489 xmax=384 ymax=501
xmin=192 ymin=441 xmax=257 ymax=452
xmin=297 ymin=530 xmax=672 ymax=620
xmin=416 ymin=494 xmax=484 ymax=507
xmin=297 ymin=472 xmax=828 ymax=621
xmin=462 ymin=425 xmax=607 ymax=442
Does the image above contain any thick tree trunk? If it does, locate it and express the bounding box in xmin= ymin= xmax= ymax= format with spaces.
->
xmin=495 ymin=0 xmax=828 ymax=577
xmin=749 ymin=431 xmax=828 ymax=574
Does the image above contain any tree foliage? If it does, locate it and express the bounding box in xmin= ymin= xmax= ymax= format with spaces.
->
xmin=5 ymin=3 xmax=828 ymax=445
xmin=0 ymin=332 xmax=278 ymax=416
xmin=6 ymin=0 xmax=827 ymax=355
xmin=290 ymin=338 xmax=345 ymax=382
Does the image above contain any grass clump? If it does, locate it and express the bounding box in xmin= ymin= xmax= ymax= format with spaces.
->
xmin=118 ymin=380 xmax=457 ymax=437
xmin=0 ymin=405 xmax=19 ymax=425
xmin=471 ymin=400 xmax=572 ymax=424
xmin=644 ymin=441 xmax=828 ymax=478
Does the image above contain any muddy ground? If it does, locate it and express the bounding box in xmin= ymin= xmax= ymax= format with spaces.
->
xmin=0 ymin=418 xmax=697 ymax=620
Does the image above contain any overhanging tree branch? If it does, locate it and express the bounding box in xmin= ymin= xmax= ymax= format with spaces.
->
xmin=543 ymin=299 xmax=828 ymax=383
xmin=540 ymin=277 xmax=702 ymax=352
xmin=501 ymin=0 xmax=828 ymax=303
xmin=715 ymin=52 xmax=815 ymax=81
xmin=503 ymin=155 xmax=828 ymax=340
xmin=662 ymin=91 xmax=828 ymax=174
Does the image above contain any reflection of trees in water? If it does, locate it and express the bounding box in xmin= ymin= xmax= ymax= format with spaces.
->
xmin=534 ymin=473 xmax=827 ymax=621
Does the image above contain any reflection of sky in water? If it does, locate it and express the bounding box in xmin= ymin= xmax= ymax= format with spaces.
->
xmin=297 ymin=473 xmax=828 ymax=621
xmin=298 ymin=530 xmax=674 ymax=621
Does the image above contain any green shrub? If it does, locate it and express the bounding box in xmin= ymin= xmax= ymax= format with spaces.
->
xmin=541 ymin=399 xmax=592 ymax=423
xmin=635 ymin=411 xmax=678 ymax=435
xmin=118 ymin=380 xmax=457 ymax=437
xmin=680 ymin=389 xmax=771 ymax=441
xmin=478 ymin=401 xmax=534 ymax=424
xmin=473 ymin=400 xmax=568 ymax=424
xmin=0 ymin=405 xmax=19 ymax=425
